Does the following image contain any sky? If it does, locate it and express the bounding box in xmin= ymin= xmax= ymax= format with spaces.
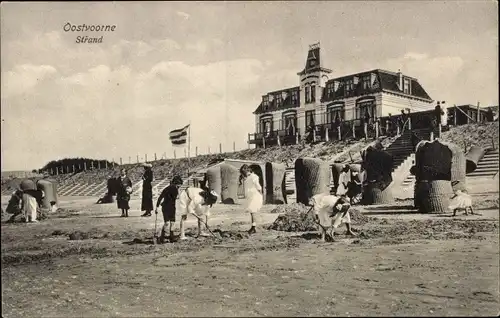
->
xmin=1 ymin=1 xmax=498 ymax=171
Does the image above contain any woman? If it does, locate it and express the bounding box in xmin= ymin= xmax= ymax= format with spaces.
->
xmin=309 ymin=193 xmax=357 ymax=241
xmin=140 ymin=163 xmax=154 ymax=217
xmin=239 ymin=164 xmax=263 ymax=235
xmin=336 ymin=164 xmax=350 ymax=197
xmin=117 ymin=169 xmax=133 ymax=217
xmin=177 ymin=187 xmax=219 ymax=240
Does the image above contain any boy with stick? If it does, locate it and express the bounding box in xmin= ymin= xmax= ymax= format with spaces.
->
xmin=155 ymin=176 xmax=183 ymax=243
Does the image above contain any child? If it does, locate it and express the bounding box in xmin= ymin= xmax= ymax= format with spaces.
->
xmin=177 ymin=187 xmax=218 ymax=240
xmin=239 ymin=164 xmax=263 ymax=235
xmin=449 ymin=190 xmax=475 ymax=216
xmin=117 ymin=169 xmax=132 ymax=217
xmin=309 ymin=193 xmax=357 ymax=241
xmin=155 ymin=175 xmax=183 ymax=243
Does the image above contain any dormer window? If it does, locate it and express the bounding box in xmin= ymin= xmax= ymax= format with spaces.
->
xmin=403 ymin=78 xmax=411 ymax=94
xmin=275 ymin=94 xmax=283 ymax=107
xmin=327 ymin=83 xmax=335 ymax=99
xmin=362 ymin=76 xmax=371 ymax=90
xmin=345 ymin=79 xmax=354 ymax=95
xmin=291 ymin=90 xmax=299 ymax=104
xmin=334 ymin=81 xmax=340 ymax=91
xmin=262 ymin=96 xmax=269 ymax=106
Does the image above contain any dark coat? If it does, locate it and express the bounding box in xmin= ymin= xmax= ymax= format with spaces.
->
xmin=117 ymin=176 xmax=132 ymax=210
xmin=141 ymin=169 xmax=154 ymax=211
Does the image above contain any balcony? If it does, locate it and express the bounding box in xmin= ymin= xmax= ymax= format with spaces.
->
xmin=249 ymin=109 xmax=447 ymax=148
xmin=248 ymin=129 xmax=301 ymax=148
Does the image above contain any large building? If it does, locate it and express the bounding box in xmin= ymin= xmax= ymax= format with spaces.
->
xmin=248 ymin=43 xmax=434 ymax=147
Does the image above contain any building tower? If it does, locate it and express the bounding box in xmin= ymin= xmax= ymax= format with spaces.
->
xmin=296 ymin=43 xmax=332 ymax=132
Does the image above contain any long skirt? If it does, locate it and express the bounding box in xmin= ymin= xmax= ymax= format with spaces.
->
xmin=22 ymin=193 xmax=38 ymax=222
xmin=317 ymin=207 xmax=351 ymax=229
xmin=117 ymin=193 xmax=130 ymax=210
xmin=141 ymin=182 xmax=154 ymax=211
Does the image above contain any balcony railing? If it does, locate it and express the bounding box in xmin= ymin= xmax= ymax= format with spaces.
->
xmin=248 ymin=129 xmax=301 ymax=147
xmin=249 ymin=108 xmax=464 ymax=148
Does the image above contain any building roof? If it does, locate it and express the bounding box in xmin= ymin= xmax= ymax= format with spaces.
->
xmin=297 ymin=45 xmax=333 ymax=76
xmin=322 ymin=69 xmax=433 ymax=102
xmin=253 ymin=86 xmax=300 ymax=115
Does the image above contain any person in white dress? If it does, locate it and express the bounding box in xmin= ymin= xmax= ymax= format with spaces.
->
xmin=177 ymin=187 xmax=218 ymax=240
xmin=336 ymin=164 xmax=351 ymax=196
xmin=309 ymin=193 xmax=357 ymax=241
xmin=21 ymin=189 xmax=41 ymax=223
xmin=239 ymin=164 xmax=263 ymax=234
xmin=449 ymin=189 xmax=474 ymax=216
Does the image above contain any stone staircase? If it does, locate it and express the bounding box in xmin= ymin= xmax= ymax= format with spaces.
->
xmin=79 ymin=181 xmax=106 ymax=196
xmin=467 ymin=148 xmax=499 ymax=178
xmin=396 ymin=147 xmax=499 ymax=198
xmin=152 ymin=177 xmax=172 ymax=195
xmin=384 ymin=128 xmax=431 ymax=173
xmin=285 ymin=168 xmax=296 ymax=203
xmin=87 ymin=182 xmax=109 ymax=197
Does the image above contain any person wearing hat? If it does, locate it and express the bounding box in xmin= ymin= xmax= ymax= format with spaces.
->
xmin=155 ymin=175 xmax=183 ymax=243
xmin=177 ymin=187 xmax=219 ymax=240
xmin=141 ymin=163 xmax=154 ymax=217
xmin=117 ymin=169 xmax=133 ymax=217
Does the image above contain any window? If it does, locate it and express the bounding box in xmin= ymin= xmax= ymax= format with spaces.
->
xmin=403 ymin=79 xmax=410 ymax=94
xmin=311 ymin=84 xmax=316 ymax=102
xmin=260 ymin=117 xmax=273 ymax=136
xmin=262 ymin=96 xmax=269 ymax=110
xmin=305 ymin=86 xmax=310 ymax=103
xmin=345 ymin=79 xmax=354 ymax=95
xmin=305 ymin=110 xmax=315 ymax=127
xmin=275 ymin=94 xmax=282 ymax=107
xmin=283 ymin=113 xmax=297 ymax=135
xmin=362 ymin=76 xmax=371 ymax=90
xmin=327 ymin=106 xmax=344 ymax=123
xmin=326 ymin=84 xmax=335 ymax=99
xmin=291 ymin=90 xmax=299 ymax=105
xmin=355 ymin=100 xmax=376 ymax=120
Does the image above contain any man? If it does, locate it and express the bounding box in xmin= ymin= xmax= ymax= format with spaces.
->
xmin=309 ymin=193 xmax=357 ymax=242
xmin=486 ymin=107 xmax=495 ymax=122
xmin=346 ymin=170 xmax=363 ymax=205
xmin=177 ymin=187 xmax=218 ymax=240
xmin=155 ymin=175 xmax=183 ymax=243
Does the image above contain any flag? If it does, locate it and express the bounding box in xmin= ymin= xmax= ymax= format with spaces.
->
xmin=169 ymin=124 xmax=189 ymax=146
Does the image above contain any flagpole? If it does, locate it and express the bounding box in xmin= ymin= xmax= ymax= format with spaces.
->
xmin=187 ymin=122 xmax=191 ymax=177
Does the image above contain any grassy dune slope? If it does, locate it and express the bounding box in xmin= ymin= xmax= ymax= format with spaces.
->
xmin=441 ymin=122 xmax=498 ymax=152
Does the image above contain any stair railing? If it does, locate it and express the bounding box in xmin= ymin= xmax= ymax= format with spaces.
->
xmin=400 ymin=118 xmax=411 ymax=136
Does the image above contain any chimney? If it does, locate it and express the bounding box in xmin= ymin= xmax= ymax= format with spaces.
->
xmin=397 ymin=69 xmax=403 ymax=91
